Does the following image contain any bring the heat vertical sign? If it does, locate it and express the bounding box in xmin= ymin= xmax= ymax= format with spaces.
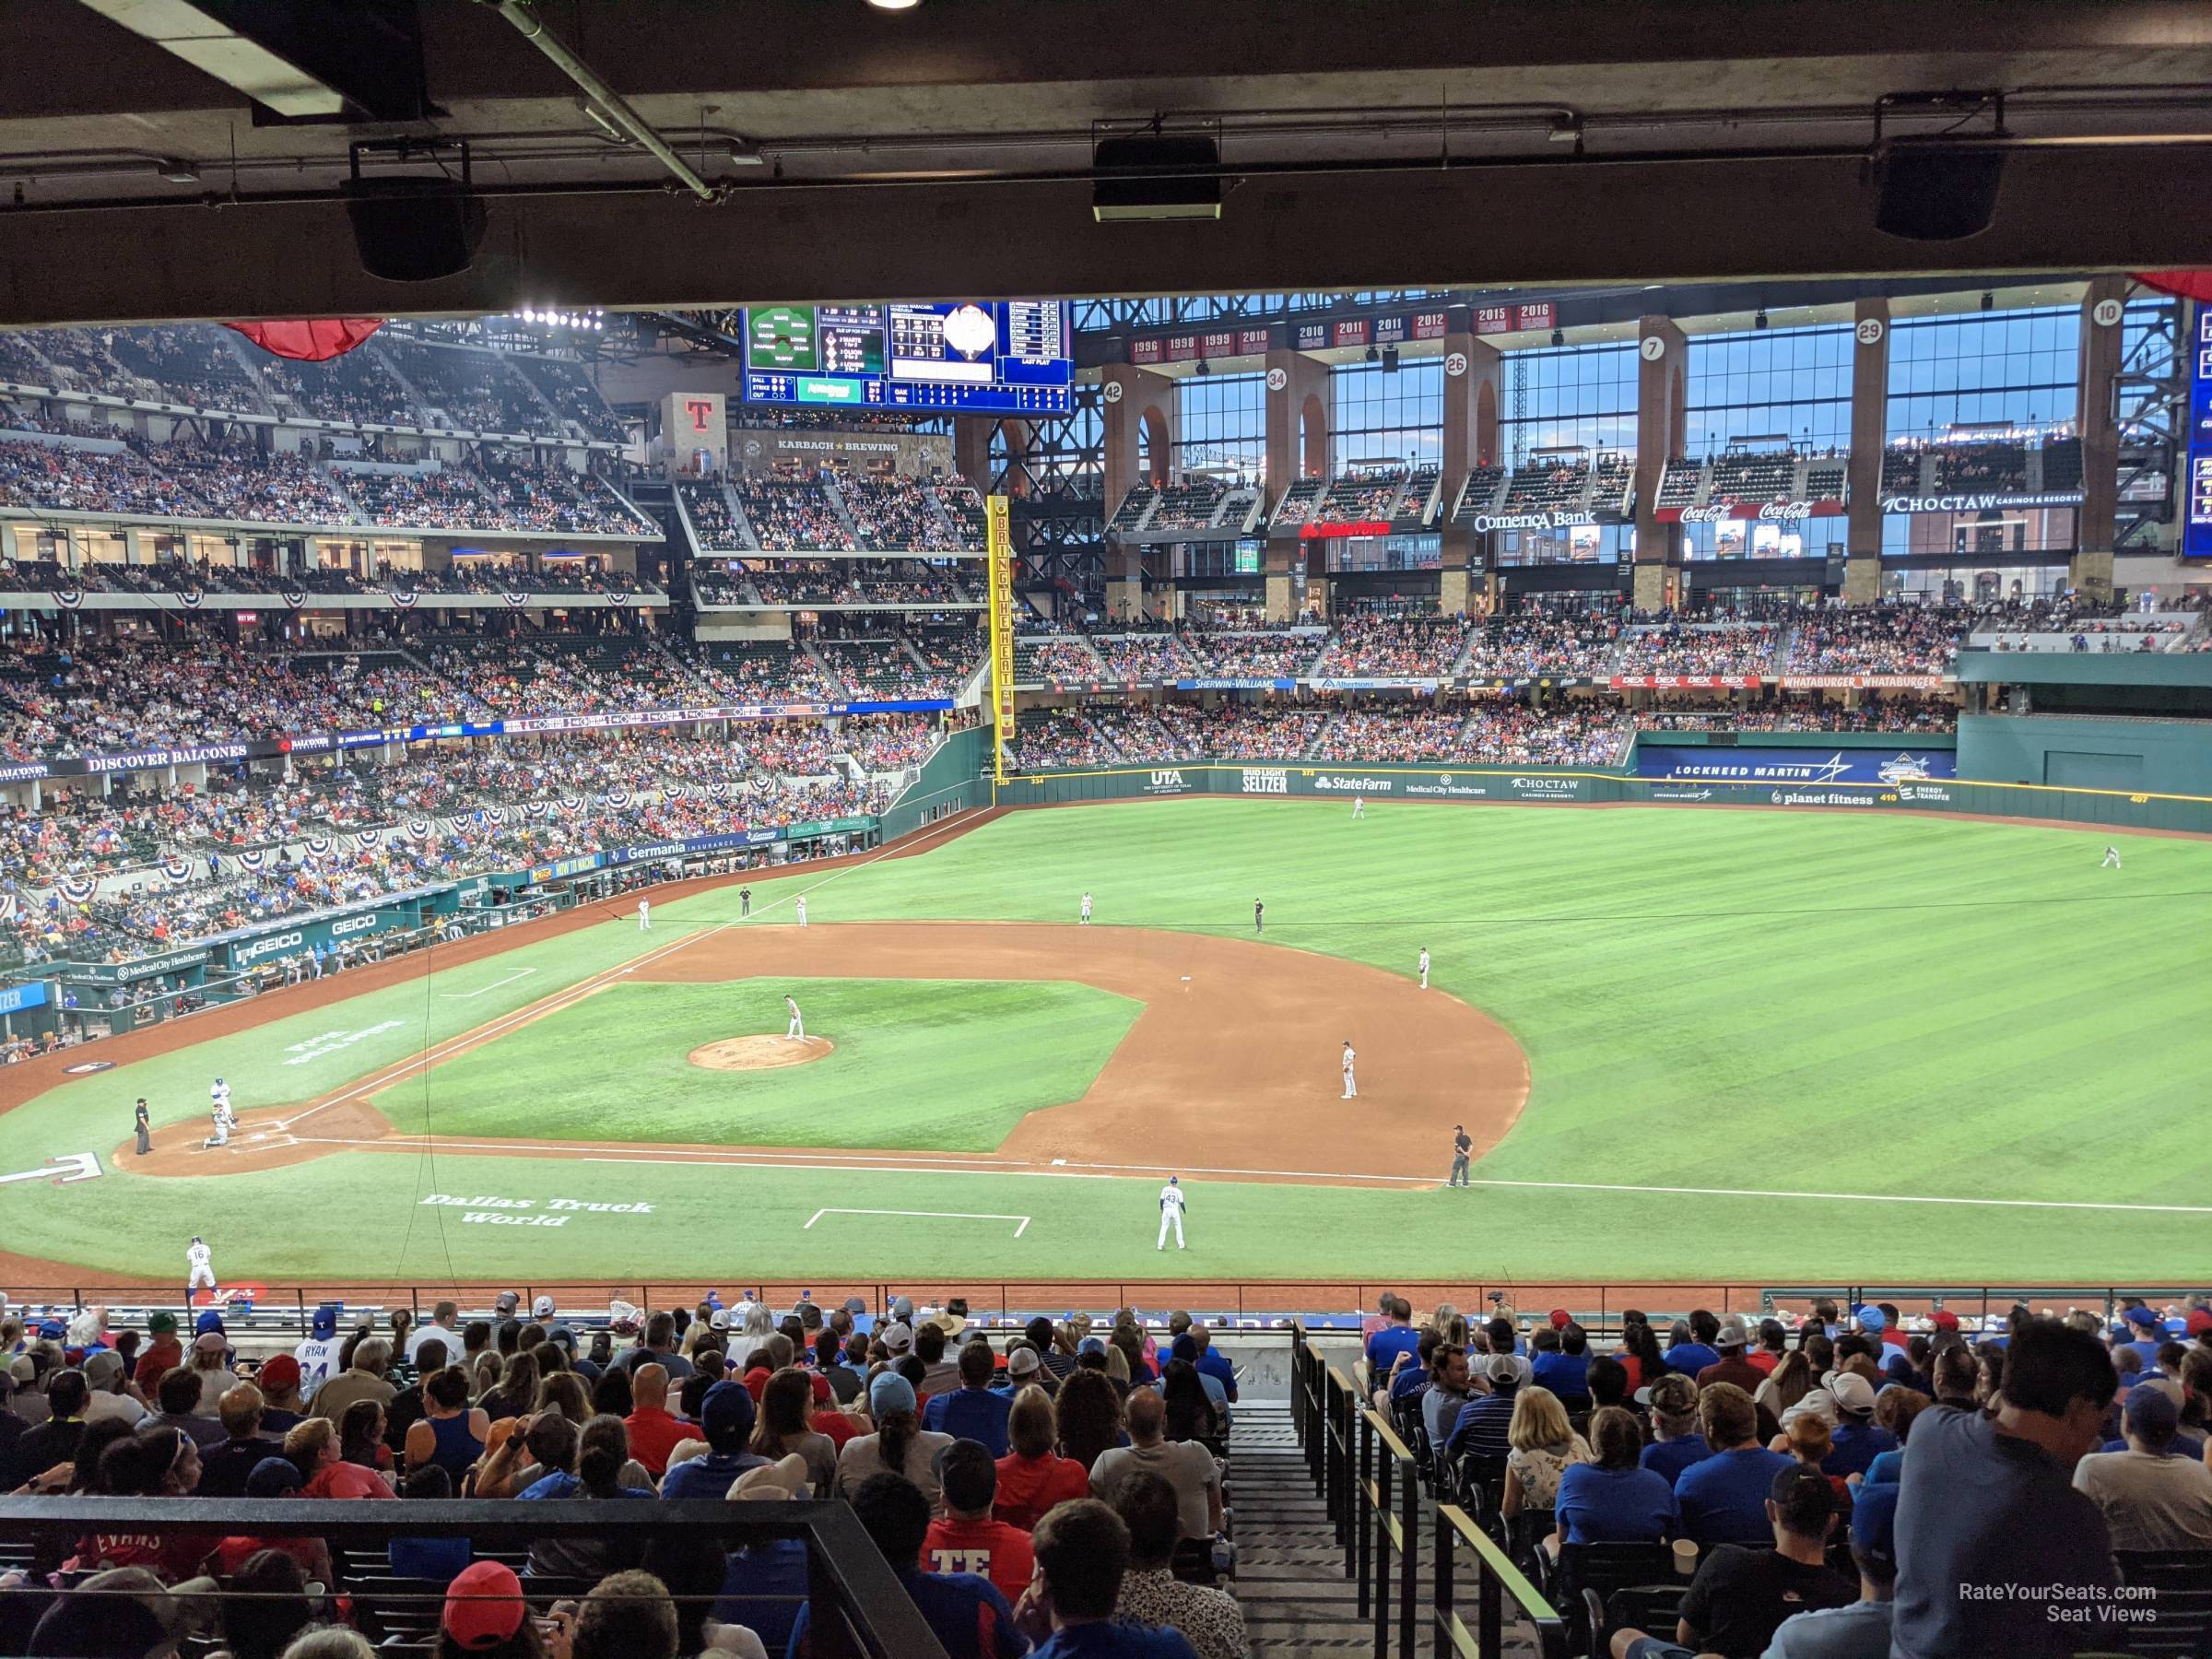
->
xmin=986 ymin=495 xmax=1017 ymax=778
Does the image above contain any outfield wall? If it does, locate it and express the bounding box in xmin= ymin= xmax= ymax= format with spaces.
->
xmin=880 ymin=725 xmax=991 ymax=840
xmin=996 ymin=758 xmax=2212 ymax=834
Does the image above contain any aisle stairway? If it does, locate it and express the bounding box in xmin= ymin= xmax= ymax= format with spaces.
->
xmin=1227 ymin=1401 xmax=1381 ymax=1653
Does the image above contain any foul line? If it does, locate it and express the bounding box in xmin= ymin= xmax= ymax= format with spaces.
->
xmin=438 ymin=968 xmax=537 ymax=1000
xmin=287 ymin=1135 xmax=2212 ymax=1215
xmin=806 ymin=1207 xmax=1031 ymax=1237
xmin=272 ymin=809 xmax=987 ymax=1132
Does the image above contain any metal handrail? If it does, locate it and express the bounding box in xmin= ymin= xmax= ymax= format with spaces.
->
xmin=1434 ymin=1503 xmax=1568 ymax=1659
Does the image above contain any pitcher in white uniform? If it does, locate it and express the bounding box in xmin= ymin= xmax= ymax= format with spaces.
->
xmin=785 ymin=994 xmax=805 ymax=1041
xmin=1157 ymin=1176 xmax=1186 ymax=1251
xmin=1341 ymin=1041 xmax=1358 ymax=1100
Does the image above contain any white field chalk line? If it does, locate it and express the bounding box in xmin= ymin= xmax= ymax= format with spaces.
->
xmin=286 ymin=1135 xmax=2212 ymax=1214
xmin=806 ymin=1207 xmax=1031 ymax=1237
xmin=274 ymin=810 xmax=986 ymax=1131
xmin=438 ymin=968 xmax=538 ymax=1000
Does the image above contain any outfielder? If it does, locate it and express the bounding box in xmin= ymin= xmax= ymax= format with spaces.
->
xmin=1079 ymin=891 xmax=1092 ymax=925
xmin=1157 ymin=1175 xmax=1186 ymax=1251
xmin=186 ymin=1236 xmax=217 ymax=1303
xmin=1253 ymin=899 xmax=1265 ymax=935
xmin=785 ymin=994 xmax=805 ymax=1041
xmin=1418 ymin=947 xmax=1430 ymax=990
xmin=2102 ymin=844 xmax=2123 ymax=868
xmin=1352 ymin=794 xmax=1365 ymax=819
xmin=638 ymin=897 xmax=652 ymax=931
xmin=1341 ymin=1040 xmax=1358 ymax=1100
xmin=796 ymin=895 xmax=808 ymax=927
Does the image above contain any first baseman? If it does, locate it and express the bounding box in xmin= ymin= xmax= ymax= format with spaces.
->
xmin=1157 ymin=1175 xmax=1186 ymax=1250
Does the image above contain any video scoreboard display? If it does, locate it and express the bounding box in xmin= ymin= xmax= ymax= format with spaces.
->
xmin=743 ymin=300 xmax=1074 ymax=414
xmin=2187 ymin=301 xmax=2212 ymax=559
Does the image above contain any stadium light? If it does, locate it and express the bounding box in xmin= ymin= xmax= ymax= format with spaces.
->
xmin=867 ymin=0 xmax=922 ymax=10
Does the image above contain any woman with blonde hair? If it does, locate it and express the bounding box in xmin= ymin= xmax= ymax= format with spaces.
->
xmin=1101 ymin=1343 xmax=1133 ymax=1394
xmin=1431 ymin=1305 xmax=1467 ymax=1347
xmin=1500 ymin=1385 xmax=1591 ymax=1522
xmin=1754 ymin=1348 xmax=1814 ymax=1424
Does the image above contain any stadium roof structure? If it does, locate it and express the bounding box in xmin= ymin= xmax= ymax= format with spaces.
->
xmin=3 ymin=1 xmax=2212 ymax=324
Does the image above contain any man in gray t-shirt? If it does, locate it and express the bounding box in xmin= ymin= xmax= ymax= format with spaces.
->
xmin=1892 ymin=1320 xmax=2122 ymax=1658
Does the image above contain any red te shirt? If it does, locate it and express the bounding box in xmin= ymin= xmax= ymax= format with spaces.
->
xmin=810 ymin=1409 xmax=863 ymax=1450
xmin=924 ymin=1515 xmax=1036 ymax=1605
xmin=991 ymin=1452 xmax=1091 ymax=1532
xmin=623 ymin=1406 xmax=693 ymax=1476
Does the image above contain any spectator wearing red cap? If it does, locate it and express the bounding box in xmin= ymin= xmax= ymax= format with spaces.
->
xmin=254 ymin=1354 xmax=307 ymax=1434
xmin=441 ymin=1559 xmax=549 ymax=1656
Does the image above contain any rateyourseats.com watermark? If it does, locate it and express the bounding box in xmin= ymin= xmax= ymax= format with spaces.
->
xmin=1959 ymin=1582 xmax=2163 ymax=1628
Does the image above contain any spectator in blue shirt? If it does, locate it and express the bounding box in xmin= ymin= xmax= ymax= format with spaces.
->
xmin=1663 ymin=1311 xmax=1722 ymax=1379
xmin=2112 ymin=1304 xmax=2168 ymax=1372
xmin=1821 ymin=1373 xmax=1897 ymax=1479
xmin=1446 ymin=1356 xmax=1522 ymax=1462
xmin=1364 ymin=1298 xmax=1420 ymax=1396
xmin=1553 ymin=1406 xmax=1677 ymax=1547
xmin=662 ymin=1379 xmax=770 ymax=1499
xmin=925 ymin=1341 xmax=1015 ymax=1458
xmin=1187 ymin=1324 xmax=1237 ymax=1405
xmin=789 ymin=1472 xmax=1029 ymax=1658
xmin=1674 ymin=1382 xmax=1794 ymax=1546
xmin=1531 ymin=1323 xmax=1593 ymax=1409
xmin=1008 ymin=1496 xmax=1196 ymax=1658
xmin=1637 ymin=1374 xmax=1711 ymax=1486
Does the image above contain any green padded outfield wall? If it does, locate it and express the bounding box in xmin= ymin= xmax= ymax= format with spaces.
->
xmin=1958 ymin=714 xmax=2212 ymax=798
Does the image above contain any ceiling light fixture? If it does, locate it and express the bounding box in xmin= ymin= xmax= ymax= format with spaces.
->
xmin=867 ymin=0 xmax=922 ymax=10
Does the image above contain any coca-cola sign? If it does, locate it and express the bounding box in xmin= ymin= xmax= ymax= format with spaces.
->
xmin=1681 ymin=500 xmax=1817 ymax=523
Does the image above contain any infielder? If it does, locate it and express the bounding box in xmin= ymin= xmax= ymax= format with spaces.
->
xmin=1341 ymin=1040 xmax=1358 ymax=1100
xmin=186 ymin=1235 xmax=217 ymax=1303
xmin=1253 ymin=899 xmax=1265 ymax=935
xmin=1418 ymin=947 xmax=1430 ymax=990
xmin=1157 ymin=1175 xmax=1186 ymax=1250
xmin=1079 ymin=891 xmax=1092 ymax=925
xmin=796 ymin=895 xmax=808 ymax=927
xmin=1352 ymin=794 xmax=1365 ymax=819
xmin=785 ymin=994 xmax=805 ymax=1041
xmin=2102 ymin=844 xmax=2123 ymax=868
xmin=638 ymin=897 xmax=652 ymax=931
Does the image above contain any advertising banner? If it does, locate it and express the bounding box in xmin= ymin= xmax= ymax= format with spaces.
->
xmin=1634 ymin=746 xmax=1959 ymax=784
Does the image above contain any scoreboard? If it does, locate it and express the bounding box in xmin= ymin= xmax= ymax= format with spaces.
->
xmin=743 ymin=300 xmax=1074 ymax=414
xmin=2187 ymin=301 xmax=2212 ymax=559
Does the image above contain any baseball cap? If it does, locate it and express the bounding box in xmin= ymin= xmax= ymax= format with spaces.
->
xmin=1007 ymin=1347 xmax=1041 ymax=1380
xmin=1484 ymin=1353 xmax=1520 ymax=1382
xmin=1715 ymin=1318 xmax=1748 ymax=1349
xmin=532 ymin=1295 xmax=556 ymax=1319
xmin=494 ymin=1290 xmax=520 ymax=1313
xmin=1077 ymin=1336 xmax=1108 ymax=1358
xmin=1853 ymin=1304 xmax=1886 ymax=1335
xmin=842 ymin=1297 xmax=868 ymax=1315
xmin=731 ymin=1453 xmax=809 ymax=1501
xmin=891 ymin=1296 xmax=915 ymax=1322
xmin=881 ymin=1322 xmax=914 ymax=1354
xmin=245 ymin=1456 xmax=304 ymax=1498
xmin=700 ymin=1379 xmax=758 ymax=1449
xmin=443 ymin=1560 xmax=527 ymax=1651
xmin=869 ymin=1371 xmax=917 ymax=1418
xmin=1849 ymin=1479 xmax=1900 ymax=1569
xmin=2124 ymin=1382 xmax=2183 ymax=1441
xmin=2123 ymin=1305 xmax=2161 ymax=1330
xmin=1641 ymin=1373 xmax=1700 ymax=1418
xmin=1929 ymin=1309 xmax=1960 ymax=1332
xmin=257 ymin=1354 xmax=300 ymax=1394
xmin=2187 ymin=1309 xmax=2212 ymax=1338
xmin=34 ymin=1319 xmax=65 ymax=1341
xmin=1829 ymin=1371 xmax=1877 ymax=1415
xmin=310 ymin=1306 xmax=337 ymax=1338
xmin=83 ymin=1349 xmax=124 ymax=1387
xmin=1547 ymin=1308 xmax=1571 ymax=1330
xmin=147 ymin=1312 xmax=177 ymax=1336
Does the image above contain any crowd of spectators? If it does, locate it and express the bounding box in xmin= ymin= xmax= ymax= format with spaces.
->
xmin=512 ymin=355 xmax=629 ymax=443
xmin=1464 ymin=609 xmax=1624 ymax=678
xmin=1783 ymin=604 xmax=1976 ymax=676
xmin=1090 ymin=634 xmax=1196 ymax=681
xmin=735 ymin=477 xmax=854 ymax=552
xmin=1312 ymin=707 xmax=1463 ymax=761
xmin=0 ymin=1294 xmax=1257 ymax=1659
xmin=1501 ymin=459 xmax=1590 ymax=512
xmin=841 ymin=476 xmax=965 ymax=553
xmin=1616 ymin=624 xmax=1779 ymax=677
xmin=677 ymin=483 xmax=745 ymax=550
xmin=477 ymin=463 xmax=653 ymax=536
xmin=1313 ymin=615 xmax=1472 ymax=678
xmin=1456 ymin=701 xmax=1626 ymax=764
xmin=1015 ymin=637 xmax=1104 ymax=684
xmin=1639 ymin=695 xmax=1957 ymax=734
xmin=1151 ymin=703 xmax=1328 ymax=760
xmin=1177 ymin=626 xmax=1324 ymax=679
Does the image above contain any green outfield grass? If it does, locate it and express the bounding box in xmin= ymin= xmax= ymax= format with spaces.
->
xmin=1 ymin=799 xmax=2207 ymax=1286
xmin=387 ymin=978 xmax=1140 ymax=1149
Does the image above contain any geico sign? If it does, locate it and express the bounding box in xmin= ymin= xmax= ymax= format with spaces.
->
xmin=234 ymin=930 xmax=305 ymax=965
xmin=1466 ymin=511 xmax=1596 ymax=535
xmin=329 ymin=914 xmax=380 ymax=938
xmin=1681 ymin=500 xmax=1816 ymax=523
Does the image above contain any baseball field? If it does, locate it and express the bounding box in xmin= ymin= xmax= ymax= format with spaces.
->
xmin=1 ymin=797 xmax=2207 ymax=1291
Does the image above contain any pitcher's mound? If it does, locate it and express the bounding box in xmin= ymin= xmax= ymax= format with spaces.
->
xmin=688 ymin=1035 xmax=835 ymax=1072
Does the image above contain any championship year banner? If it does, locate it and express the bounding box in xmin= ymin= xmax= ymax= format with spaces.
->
xmin=985 ymin=494 xmax=1017 ymax=779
